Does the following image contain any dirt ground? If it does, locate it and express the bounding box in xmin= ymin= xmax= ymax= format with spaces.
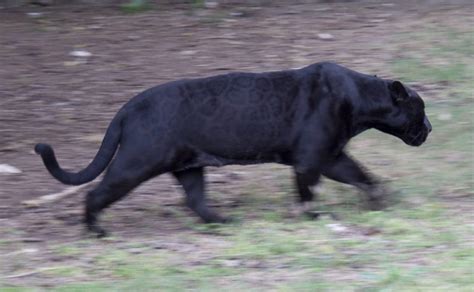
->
xmin=0 ymin=0 xmax=472 ymax=288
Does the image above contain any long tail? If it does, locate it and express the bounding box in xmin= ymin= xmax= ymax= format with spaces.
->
xmin=35 ymin=114 xmax=123 ymax=185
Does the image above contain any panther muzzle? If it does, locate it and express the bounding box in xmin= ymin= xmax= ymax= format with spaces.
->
xmin=404 ymin=116 xmax=432 ymax=147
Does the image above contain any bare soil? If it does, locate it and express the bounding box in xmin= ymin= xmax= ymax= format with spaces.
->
xmin=0 ymin=0 xmax=470 ymax=280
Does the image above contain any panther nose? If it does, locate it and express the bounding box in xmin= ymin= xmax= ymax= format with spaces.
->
xmin=424 ymin=117 xmax=432 ymax=133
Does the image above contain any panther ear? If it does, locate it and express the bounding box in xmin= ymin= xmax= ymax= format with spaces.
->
xmin=389 ymin=80 xmax=409 ymax=103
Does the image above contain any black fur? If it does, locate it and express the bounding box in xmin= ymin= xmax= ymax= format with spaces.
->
xmin=35 ymin=62 xmax=431 ymax=237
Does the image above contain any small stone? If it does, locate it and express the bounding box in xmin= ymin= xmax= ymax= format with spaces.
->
xmin=81 ymin=134 xmax=103 ymax=143
xmin=179 ymin=50 xmax=197 ymax=56
xmin=26 ymin=12 xmax=43 ymax=18
xmin=229 ymin=12 xmax=244 ymax=17
xmin=314 ymin=7 xmax=331 ymax=12
xmin=317 ymin=33 xmax=334 ymax=40
xmin=326 ymin=223 xmax=348 ymax=233
xmin=88 ymin=25 xmax=102 ymax=30
xmin=222 ymin=259 xmax=241 ymax=267
xmin=69 ymin=50 xmax=92 ymax=58
xmin=0 ymin=164 xmax=22 ymax=174
xmin=437 ymin=113 xmax=452 ymax=121
xmin=369 ymin=19 xmax=386 ymax=23
xmin=63 ymin=61 xmax=81 ymax=66
xmin=204 ymin=1 xmax=218 ymax=9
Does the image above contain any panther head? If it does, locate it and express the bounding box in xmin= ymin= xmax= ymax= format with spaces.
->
xmin=373 ymin=80 xmax=432 ymax=146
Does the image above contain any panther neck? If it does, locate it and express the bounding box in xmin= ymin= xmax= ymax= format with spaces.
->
xmin=350 ymin=78 xmax=393 ymax=136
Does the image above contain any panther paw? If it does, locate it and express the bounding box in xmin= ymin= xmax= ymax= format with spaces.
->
xmin=87 ymin=225 xmax=108 ymax=238
xmin=203 ymin=214 xmax=233 ymax=224
xmin=365 ymin=183 xmax=392 ymax=210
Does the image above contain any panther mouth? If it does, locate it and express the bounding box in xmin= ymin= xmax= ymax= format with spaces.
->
xmin=403 ymin=129 xmax=428 ymax=146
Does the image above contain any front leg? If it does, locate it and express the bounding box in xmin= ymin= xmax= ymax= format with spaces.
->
xmin=322 ymin=152 xmax=387 ymax=210
xmin=291 ymin=170 xmax=323 ymax=219
xmin=295 ymin=171 xmax=320 ymax=203
xmin=292 ymin=171 xmax=322 ymax=217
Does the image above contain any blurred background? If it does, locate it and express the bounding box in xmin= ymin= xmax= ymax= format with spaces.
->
xmin=0 ymin=0 xmax=472 ymax=290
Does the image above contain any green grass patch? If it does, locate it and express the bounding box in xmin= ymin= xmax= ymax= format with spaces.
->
xmin=120 ymin=0 xmax=151 ymax=13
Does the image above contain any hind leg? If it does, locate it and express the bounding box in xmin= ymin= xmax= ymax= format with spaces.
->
xmin=85 ymin=184 xmax=138 ymax=238
xmin=85 ymin=157 xmax=154 ymax=237
xmin=173 ymin=167 xmax=229 ymax=223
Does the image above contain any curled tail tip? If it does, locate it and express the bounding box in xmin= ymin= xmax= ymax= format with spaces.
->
xmin=34 ymin=143 xmax=51 ymax=155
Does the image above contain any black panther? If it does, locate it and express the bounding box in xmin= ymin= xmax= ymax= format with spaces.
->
xmin=35 ymin=62 xmax=432 ymax=237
